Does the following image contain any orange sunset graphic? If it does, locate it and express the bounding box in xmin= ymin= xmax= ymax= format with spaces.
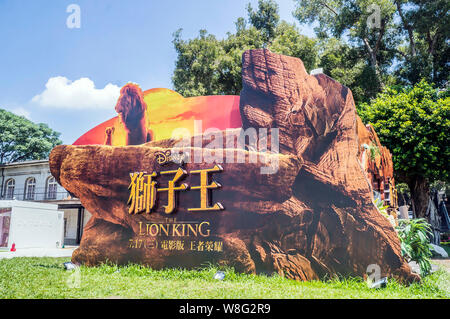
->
xmin=73 ymin=86 xmax=242 ymax=146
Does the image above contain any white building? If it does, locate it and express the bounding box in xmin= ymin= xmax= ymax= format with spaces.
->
xmin=0 ymin=201 xmax=64 ymax=249
xmin=0 ymin=160 xmax=91 ymax=246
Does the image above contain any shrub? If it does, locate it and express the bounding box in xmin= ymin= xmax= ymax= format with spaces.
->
xmin=396 ymin=218 xmax=433 ymax=276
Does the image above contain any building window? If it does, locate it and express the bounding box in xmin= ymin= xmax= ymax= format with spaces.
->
xmin=4 ymin=179 xmax=15 ymax=199
xmin=46 ymin=176 xmax=58 ymax=199
xmin=24 ymin=177 xmax=36 ymax=200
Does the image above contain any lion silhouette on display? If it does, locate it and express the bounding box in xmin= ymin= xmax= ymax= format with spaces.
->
xmin=105 ymin=83 xmax=152 ymax=146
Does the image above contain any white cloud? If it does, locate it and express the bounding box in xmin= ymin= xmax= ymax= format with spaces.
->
xmin=11 ymin=107 xmax=31 ymax=120
xmin=31 ymin=76 xmax=120 ymax=109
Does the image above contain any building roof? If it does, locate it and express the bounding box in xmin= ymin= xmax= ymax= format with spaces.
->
xmin=0 ymin=159 xmax=49 ymax=168
xmin=0 ymin=200 xmax=59 ymax=210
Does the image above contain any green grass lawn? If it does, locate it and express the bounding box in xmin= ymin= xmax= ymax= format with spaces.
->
xmin=0 ymin=257 xmax=448 ymax=299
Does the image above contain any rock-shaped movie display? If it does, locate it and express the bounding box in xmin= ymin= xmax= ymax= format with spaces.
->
xmin=49 ymin=49 xmax=417 ymax=282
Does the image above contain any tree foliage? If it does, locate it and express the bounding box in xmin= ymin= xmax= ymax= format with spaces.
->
xmin=294 ymin=0 xmax=398 ymax=83
xmin=359 ymin=80 xmax=449 ymax=183
xmin=247 ymin=0 xmax=280 ymax=44
xmin=394 ymin=0 xmax=450 ymax=86
xmin=359 ymin=80 xmax=449 ymax=217
xmin=0 ymin=109 xmax=62 ymax=164
xmin=172 ymin=0 xmax=318 ymax=97
xmin=293 ymin=0 xmax=449 ymax=99
xmin=318 ymin=38 xmax=381 ymax=104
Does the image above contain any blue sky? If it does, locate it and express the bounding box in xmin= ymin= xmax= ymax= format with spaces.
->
xmin=0 ymin=0 xmax=314 ymax=144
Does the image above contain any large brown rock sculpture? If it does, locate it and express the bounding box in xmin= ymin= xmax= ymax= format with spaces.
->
xmin=50 ymin=49 xmax=417 ymax=282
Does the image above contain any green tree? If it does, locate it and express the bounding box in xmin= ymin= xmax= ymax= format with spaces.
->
xmin=247 ymin=0 xmax=280 ymax=44
xmin=172 ymin=30 xmax=226 ymax=97
xmin=359 ymin=81 xmax=450 ymax=219
xmin=0 ymin=108 xmax=62 ymax=164
xmin=172 ymin=0 xmax=318 ymax=97
xmin=270 ymin=21 xmax=318 ymax=72
xmin=394 ymin=0 xmax=449 ymax=86
xmin=317 ymin=38 xmax=381 ymax=104
xmin=293 ymin=0 xmax=398 ymax=87
xmin=293 ymin=0 xmax=449 ymax=92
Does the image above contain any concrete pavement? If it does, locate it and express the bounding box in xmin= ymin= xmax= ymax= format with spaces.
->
xmin=0 ymin=246 xmax=77 ymax=259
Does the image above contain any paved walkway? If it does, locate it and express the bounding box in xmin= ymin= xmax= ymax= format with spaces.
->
xmin=432 ymin=259 xmax=450 ymax=272
xmin=0 ymin=246 xmax=77 ymax=259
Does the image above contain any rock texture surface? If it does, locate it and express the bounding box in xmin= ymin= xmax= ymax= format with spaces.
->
xmin=357 ymin=117 xmax=395 ymax=183
xmin=50 ymin=49 xmax=417 ymax=282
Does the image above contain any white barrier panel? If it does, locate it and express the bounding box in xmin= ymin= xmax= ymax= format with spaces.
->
xmin=0 ymin=201 xmax=64 ymax=249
